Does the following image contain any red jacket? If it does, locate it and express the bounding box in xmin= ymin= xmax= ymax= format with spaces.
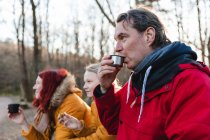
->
xmin=94 ymin=63 xmax=210 ymax=140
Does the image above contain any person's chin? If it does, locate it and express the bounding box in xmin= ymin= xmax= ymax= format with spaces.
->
xmin=126 ymin=63 xmax=134 ymax=70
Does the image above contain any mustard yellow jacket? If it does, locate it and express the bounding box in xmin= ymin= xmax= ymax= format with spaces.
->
xmin=70 ymin=101 xmax=116 ymax=140
xmin=21 ymin=89 xmax=96 ymax=139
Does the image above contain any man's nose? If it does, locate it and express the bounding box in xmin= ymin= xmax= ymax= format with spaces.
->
xmin=115 ymin=42 xmax=122 ymax=52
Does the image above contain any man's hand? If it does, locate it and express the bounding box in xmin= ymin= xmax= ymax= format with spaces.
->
xmin=98 ymin=55 xmax=121 ymax=91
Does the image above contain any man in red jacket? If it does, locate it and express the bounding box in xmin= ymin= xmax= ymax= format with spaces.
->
xmin=93 ymin=7 xmax=210 ymax=140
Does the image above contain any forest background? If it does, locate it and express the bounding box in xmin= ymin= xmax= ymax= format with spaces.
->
xmin=0 ymin=0 xmax=209 ymax=102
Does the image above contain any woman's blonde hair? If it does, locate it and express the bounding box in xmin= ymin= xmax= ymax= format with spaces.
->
xmin=85 ymin=63 xmax=99 ymax=74
xmin=85 ymin=63 xmax=121 ymax=90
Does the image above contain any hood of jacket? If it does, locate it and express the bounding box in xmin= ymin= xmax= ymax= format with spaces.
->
xmin=49 ymin=74 xmax=82 ymax=109
xmin=131 ymin=41 xmax=200 ymax=94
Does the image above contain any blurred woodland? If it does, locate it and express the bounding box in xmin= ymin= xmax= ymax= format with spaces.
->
xmin=0 ymin=0 xmax=209 ymax=102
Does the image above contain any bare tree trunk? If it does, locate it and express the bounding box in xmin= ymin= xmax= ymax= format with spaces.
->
xmin=196 ymin=0 xmax=205 ymax=62
xmin=30 ymin=0 xmax=41 ymax=75
xmin=173 ymin=0 xmax=185 ymax=41
xmin=63 ymin=31 xmax=70 ymax=68
xmin=13 ymin=0 xmax=32 ymax=101
xmin=91 ymin=25 xmax=95 ymax=62
xmin=178 ymin=0 xmax=184 ymax=41
xmin=56 ymin=48 xmax=60 ymax=67
xmin=99 ymin=18 xmax=105 ymax=60
xmin=174 ymin=0 xmax=181 ymax=41
xmin=72 ymin=18 xmax=83 ymax=87
xmin=74 ymin=20 xmax=80 ymax=56
xmin=38 ymin=14 xmax=42 ymax=54
xmin=45 ymin=0 xmax=51 ymax=66
xmin=99 ymin=18 xmax=109 ymax=60
xmin=21 ymin=0 xmax=32 ymax=101
xmin=206 ymin=0 xmax=210 ymax=66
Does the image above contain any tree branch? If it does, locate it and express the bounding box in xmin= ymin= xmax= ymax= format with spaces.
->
xmin=94 ymin=0 xmax=115 ymax=27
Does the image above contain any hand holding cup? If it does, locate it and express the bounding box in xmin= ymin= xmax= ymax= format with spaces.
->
xmin=8 ymin=104 xmax=26 ymax=125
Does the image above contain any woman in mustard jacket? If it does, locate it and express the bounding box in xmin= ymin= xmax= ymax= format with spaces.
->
xmin=8 ymin=68 xmax=96 ymax=139
xmin=58 ymin=64 xmax=117 ymax=140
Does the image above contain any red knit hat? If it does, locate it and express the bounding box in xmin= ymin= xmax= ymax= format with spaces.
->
xmin=33 ymin=68 xmax=69 ymax=112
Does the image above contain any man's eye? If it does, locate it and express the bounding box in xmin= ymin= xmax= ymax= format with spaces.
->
xmin=119 ymin=36 xmax=124 ymax=40
xmin=119 ymin=35 xmax=127 ymax=42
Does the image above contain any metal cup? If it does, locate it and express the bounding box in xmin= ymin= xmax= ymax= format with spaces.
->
xmin=111 ymin=55 xmax=125 ymax=67
xmin=8 ymin=103 xmax=20 ymax=113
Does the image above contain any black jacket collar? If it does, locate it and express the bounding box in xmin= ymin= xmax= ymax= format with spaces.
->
xmin=132 ymin=41 xmax=197 ymax=94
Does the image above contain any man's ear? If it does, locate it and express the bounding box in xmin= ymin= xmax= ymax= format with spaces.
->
xmin=144 ymin=27 xmax=155 ymax=46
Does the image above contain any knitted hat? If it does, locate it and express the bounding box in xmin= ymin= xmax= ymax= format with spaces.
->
xmin=33 ymin=68 xmax=68 ymax=112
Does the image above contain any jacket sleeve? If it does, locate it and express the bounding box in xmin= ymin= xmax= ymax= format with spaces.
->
xmin=166 ymin=69 xmax=210 ymax=139
xmin=72 ymin=98 xmax=97 ymax=137
xmin=21 ymin=124 xmax=50 ymax=140
xmin=72 ymin=118 xmax=97 ymax=137
xmin=69 ymin=125 xmax=116 ymax=140
xmin=55 ymin=94 xmax=96 ymax=139
xmin=69 ymin=128 xmax=100 ymax=140
xmin=93 ymin=84 xmax=121 ymax=135
xmin=69 ymin=101 xmax=116 ymax=140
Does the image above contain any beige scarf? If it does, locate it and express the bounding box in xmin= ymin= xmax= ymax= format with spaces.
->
xmin=33 ymin=109 xmax=50 ymax=134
